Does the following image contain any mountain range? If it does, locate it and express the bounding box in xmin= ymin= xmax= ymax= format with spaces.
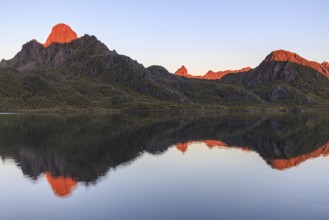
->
xmin=0 ymin=23 xmax=329 ymax=112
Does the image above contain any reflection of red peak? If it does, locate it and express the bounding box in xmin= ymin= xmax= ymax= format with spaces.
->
xmin=177 ymin=139 xmax=329 ymax=170
xmin=265 ymin=50 xmax=329 ymax=78
xmin=269 ymin=142 xmax=329 ymax=170
xmin=203 ymin=140 xmax=228 ymax=148
xmin=43 ymin=23 xmax=78 ymax=47
xmin=176 ymin=142 xmax=189 ymax=153
xmin=175 ymin=66 xmax=252 ymax=80
xmin=45 ymin=172 xmax=77 ymax=198
xmin=176 ymin=140 xmax=250 ymax=153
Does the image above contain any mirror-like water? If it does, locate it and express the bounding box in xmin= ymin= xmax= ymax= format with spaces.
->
xmin=0 ymin=113 xmax=329 ymax=220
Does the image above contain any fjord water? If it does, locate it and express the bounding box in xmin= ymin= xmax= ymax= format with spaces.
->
xmin=1 ymin=114 xmax=329 ymax=220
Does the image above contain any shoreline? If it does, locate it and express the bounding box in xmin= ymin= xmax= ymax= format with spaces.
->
xmin=1 ymin=106 xmax=329 ymax=114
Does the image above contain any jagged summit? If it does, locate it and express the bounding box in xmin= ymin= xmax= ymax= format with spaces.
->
xmin=43 ymin=23 xmax=78 ymax=47
xmin=175 ymin=65 xmax=189 ymax=77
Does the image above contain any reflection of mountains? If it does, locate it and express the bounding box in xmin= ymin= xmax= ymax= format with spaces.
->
xmin=0 ymin=113 xmax=329 ymax=196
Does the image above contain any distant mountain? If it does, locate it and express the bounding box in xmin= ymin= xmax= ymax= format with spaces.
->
xmin=0 ymin=24 xmax=328 ymax=111
xmin=175 ymin=66 xmax=252 ymax=80
xmin=223 ymin=50 xmax=329 ymax=84
xmin=221 ymin=50 xmax=329 ymax=106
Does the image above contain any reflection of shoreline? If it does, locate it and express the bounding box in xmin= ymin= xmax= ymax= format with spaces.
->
xmin=176 ymin=140 xmax=329 ymax=170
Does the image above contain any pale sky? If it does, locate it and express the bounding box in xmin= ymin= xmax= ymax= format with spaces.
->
xmin=0 ymin=0 xmax=328 ymax=75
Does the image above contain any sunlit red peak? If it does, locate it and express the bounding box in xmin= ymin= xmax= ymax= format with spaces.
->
xmin=265 ymin=50 xmax=329 ymax=78
xmin=43 ymin=23 xmax=78 ymax=47
xmin=175 ymin=65 xmax=189 ymax=76
xmin=175 ymin=66 xmax=252 ymax=80
xmin=266 ymin=50 xmax=303 ymax=62
xmin=45 ymin=172 xmax=77 ymax=198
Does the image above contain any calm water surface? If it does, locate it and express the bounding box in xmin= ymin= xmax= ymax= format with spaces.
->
xmin=0 ymin=113 xmax=329 ymax=220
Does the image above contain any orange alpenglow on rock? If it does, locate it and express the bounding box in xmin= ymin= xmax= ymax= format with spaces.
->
xmin=45 ymin=172 xmax=78 ymax=198
xmin=175 ymin=66 xmax=252 ymax=80
xmin=265 ymin=50 xmax=329 ymax=78
xmin=43 ymin=23 xmax=78 ymax=47
xmin=175 ymin=65 xmax=191 ymax=77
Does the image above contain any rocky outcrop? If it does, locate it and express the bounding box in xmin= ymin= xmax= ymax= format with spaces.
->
xmin=175 ymin=65 xmax=193 ymax=78
xmin=43 ymin=23 xmax=78 ymax=47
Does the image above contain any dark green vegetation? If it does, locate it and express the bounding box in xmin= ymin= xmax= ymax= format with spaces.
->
xmin=0 ymin=113 xmax=329 ymax=182
xmin=0 ymin=36 xmax=329 ymax=112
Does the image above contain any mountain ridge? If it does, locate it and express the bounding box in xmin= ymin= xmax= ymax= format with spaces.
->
xmin=175 ymin=66 xmax=253 ymax=80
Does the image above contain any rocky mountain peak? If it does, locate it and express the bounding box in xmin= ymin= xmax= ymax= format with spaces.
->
xmin=263 ymin=50 xmax=329 ymax=78
xmin=43 ymin=23 xmax=78 ymax=47
xmin=265 ymin=50 xmax=306 ymax=63
xmin=175 ymin=65 xmax=189 ymax=77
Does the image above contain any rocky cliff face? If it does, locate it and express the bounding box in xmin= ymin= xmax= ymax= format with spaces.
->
xmin=43 ymin=23 xmax=78 ymax=47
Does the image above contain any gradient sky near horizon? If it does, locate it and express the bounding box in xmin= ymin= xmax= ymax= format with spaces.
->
xmin=1 ymin=0 xmax=328 ymax=75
